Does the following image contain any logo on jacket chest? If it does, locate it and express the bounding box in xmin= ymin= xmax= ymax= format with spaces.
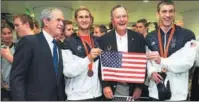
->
xmin=170 ymin=38 xmax=176 ymax=48
xmin=77 ymin=45 xmax=82 ymax=51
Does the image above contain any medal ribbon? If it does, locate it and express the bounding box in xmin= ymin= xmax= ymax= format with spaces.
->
xmin=158 ymin=25 xmax=175 ymax=58
xmin=79 ymin=33 xmax=95 ymax=72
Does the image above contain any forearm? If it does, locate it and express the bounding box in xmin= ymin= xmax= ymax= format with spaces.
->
xmin=62 ymin=50 xmax=91 ymax=77
xmin=147 ymin=60 xmax=161 ymax=79
xmin=160 ymin=41 xmax=196 ymax=73
xmin=6 ymin=54 xmax=13 ymax=63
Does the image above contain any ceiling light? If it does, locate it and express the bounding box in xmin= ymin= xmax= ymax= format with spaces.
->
xmin=143 ymin=0 xmax=149 ymax=3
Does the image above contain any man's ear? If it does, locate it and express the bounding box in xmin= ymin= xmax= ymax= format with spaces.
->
xmin=23 ymin=21 xmax=31 ymax=29
xmin=43 ymin=18 xmax=49 ymax=27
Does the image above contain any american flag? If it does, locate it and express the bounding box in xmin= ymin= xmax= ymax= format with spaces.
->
xmin=100 ymin=51 xmax=147 ymax=83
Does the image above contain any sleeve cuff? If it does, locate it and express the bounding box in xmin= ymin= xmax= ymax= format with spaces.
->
xmin=160 ymin=58 xmax=169 ymax=71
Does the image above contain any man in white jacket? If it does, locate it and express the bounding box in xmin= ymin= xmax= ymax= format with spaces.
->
xmin=190 ymin=38 xmax=199 ymax=101
xmin=145 ymin=1 xmax=195 ymax=101
xmin=147 ymin=40 xmax=198 ymax=101
xmin=61 ymin=7 xmax=102 ymax=101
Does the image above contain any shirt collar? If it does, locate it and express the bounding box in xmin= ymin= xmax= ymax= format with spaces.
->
xmin=115 ymin=30 xmax=128 ymax=39
xmin=159 ymin=26 xmax=174 ymax=36
xmin=43 ymin=29 xmax=54 ymax=44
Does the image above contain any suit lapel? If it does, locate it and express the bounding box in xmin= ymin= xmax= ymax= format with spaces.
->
xmin=108 ymin=31 xmax=118 ymax=51
xmin=127 ymin=30 xmax=136 ymax=52
xmin=38 ymin=32 xmax=53 ymax=60
xmin=38 ymin=33 xmax=57 ymax=79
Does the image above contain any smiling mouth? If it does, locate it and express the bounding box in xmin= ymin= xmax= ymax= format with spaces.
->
xmin=118 ymin=23 xmax=126 ymax=26
xmin=164 ymin=18 xmax=172 ymax=21
xmin=82 ymin=23 xmax=89 ymax=26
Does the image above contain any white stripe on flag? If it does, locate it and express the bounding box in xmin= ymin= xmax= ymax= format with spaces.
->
xmin=123 ymin=53 xmax=146 ymax=58
xmin=122 ymin=59 xmax=147 ymax=63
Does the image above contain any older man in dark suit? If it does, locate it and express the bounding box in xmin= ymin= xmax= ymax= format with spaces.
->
xmin=10 ymin=8 xmax=66 ymax=101
xmin=98 ymin=5 xmax=146 ymax=101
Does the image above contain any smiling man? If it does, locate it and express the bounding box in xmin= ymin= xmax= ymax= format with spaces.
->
xmin=61 ymin=7 xmax=102 ymax=101
xmin=145 ymin=1 xmax=195 ymax=101
xmin=98 ymin=5 xmax=146 ymax=101
xmin=10 ymin=8 xmax=66 ymax=101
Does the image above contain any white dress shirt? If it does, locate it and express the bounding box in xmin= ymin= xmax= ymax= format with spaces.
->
xmin=114 ymin=30 xmax=130 ymax=96
xmin=115 ymin=30 xmax=128 ymax=52
xmin=43 ymin=29 xmax=59 ymax=57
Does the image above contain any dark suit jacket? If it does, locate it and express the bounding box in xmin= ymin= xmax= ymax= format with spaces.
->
xmin=98 ymin=29 xmax=146 ymax=98
xmin=190 ymin=66 xmax=199 ymax=101
xmin=10 ymin=32 xmax=66 ymax=101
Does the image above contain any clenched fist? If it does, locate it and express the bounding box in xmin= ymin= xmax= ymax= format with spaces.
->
xmin=103 ymin=86 xmax=113 ymax=99
xmin=146 ymin=51 xmax=161 ymax=64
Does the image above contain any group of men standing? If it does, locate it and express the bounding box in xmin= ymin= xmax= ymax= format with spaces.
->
xmin=1 ymin=0 xmax=199 ymax=101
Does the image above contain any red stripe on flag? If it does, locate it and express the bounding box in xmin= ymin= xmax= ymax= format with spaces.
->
xmin=103 ymin=74 xmax=145 ymax=78
xmin=122 ymin=57 xmax=147 ymax=60
xmin=103 ymin=69 xmax=145 ymax=74
xmin=103 ymin=78 xmax=144 ymax=83
xmin=122 ymin=52 xmax=146 ymax=55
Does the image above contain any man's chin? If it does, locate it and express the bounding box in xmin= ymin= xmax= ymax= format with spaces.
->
xmin=55 ymin=32 xmax=62 ymax=37
xmin=80 ymin=27 xmax=90 ymax=31
xmin=118 ymin=27 xmax=127 ymax=31
xmin=163 ymin=23 xmax=172 ymax=27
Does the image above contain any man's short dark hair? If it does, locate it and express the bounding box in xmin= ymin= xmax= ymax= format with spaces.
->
xmin=96 ymin=24 xmax=107 ymax=34
xmin=33 ymin=20 xmax=40 ymax=29
xmin=157 ymin=0 xmax=175 ymax=12
xmin=13 ymin=14 xmax=34 ymax=30
xmin=132 ymin=24 xmax=136 ymax=27
xmin=137 ymin=19 xmax=148 ymax=28
xmin=63 ymin=20 xmax=73 ymax=31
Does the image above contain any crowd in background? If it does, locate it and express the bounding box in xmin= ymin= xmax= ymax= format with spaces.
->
xmin=1 ymin=0 xmax=199 ymax=101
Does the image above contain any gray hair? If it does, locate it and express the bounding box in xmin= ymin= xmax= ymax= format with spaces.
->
xmin=110 ymin=5 xmax=127 ymax=20
xmin=40 ymin=8 xmax=62 ymax=28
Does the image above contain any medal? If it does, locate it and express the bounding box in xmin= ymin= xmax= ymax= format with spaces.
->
xmin=79 ymin=33 xmax=95 ymax=77
xmin=87 ymin=70 xmax=94 ymax=77
xmin=162 ymin=67 xmax=167 ymax=73
xmin=158 ymin=25 xmax=175 ymax=73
